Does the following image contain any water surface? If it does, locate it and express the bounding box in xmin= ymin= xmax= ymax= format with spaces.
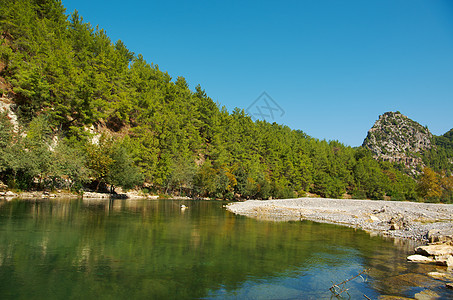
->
xmin=0 ymin=199 xmax=451 ymax=299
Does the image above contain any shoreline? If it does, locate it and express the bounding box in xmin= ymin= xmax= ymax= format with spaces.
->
xmin=226 ymin=198 xmax=453 ymax=241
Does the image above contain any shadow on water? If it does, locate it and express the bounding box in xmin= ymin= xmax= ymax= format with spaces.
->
xmin=0 ymin=199 xmax=451 ymax=299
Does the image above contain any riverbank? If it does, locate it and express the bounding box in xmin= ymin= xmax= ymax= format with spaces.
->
xmin=226 ymin=198 xmax=453 ymax=241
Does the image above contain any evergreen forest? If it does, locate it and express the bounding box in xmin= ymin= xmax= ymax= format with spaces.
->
xmin=0 ymin=0 xmax=452 ymax=202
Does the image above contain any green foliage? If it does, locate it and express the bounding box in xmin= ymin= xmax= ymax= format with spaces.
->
xmin=0 ymin=112 xmax=13 ymax=172
xmin=51 ymin=137 xmax=89 ymax=191
xmin=0 ymin=0 xmax=448 ymax=201
xmin=106 ymin=140 xmax=144 ymax=191
xmin=423 ymin=129 xmax=453 ymax=176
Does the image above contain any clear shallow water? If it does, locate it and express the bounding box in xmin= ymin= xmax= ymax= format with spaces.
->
xmin=0 ymin=199 xmax=451 ymax=299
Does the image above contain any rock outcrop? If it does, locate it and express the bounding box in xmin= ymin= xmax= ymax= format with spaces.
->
xmin=362 ymin=112 xmax=433 ymax=172
xmin=408 ymin=241 xmax=453 ymax=267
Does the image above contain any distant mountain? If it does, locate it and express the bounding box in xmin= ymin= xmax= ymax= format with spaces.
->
xmin=362 ymin=111 xmax=452 ymax=174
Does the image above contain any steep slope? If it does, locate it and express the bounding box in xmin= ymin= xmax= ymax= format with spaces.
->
xmin=3 ymin=0 xmax=451 ymax=201
xmin=362 ymin=112 xmax=433 ymax=172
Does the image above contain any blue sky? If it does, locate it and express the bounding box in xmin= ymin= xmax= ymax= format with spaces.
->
xmin=62 ymin=0 xmax=453 ymax=146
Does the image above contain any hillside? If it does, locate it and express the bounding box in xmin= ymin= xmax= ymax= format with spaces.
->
xmin=362 ymin=112 xmax=432 ymax=172
xmin=363 ymin=112 xmax=453 ymax=175
xmin=0 ymin=0 xmax=452 ymax=202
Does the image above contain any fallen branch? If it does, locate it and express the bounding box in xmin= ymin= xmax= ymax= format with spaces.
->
xmin=329 ymin=269 xmax=368 ymax=298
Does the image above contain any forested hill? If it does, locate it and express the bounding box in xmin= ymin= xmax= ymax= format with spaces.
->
xmin=362 ymin=112 xmax=453 ymax=175
xmin=0 ymin=0 xmax=452 ymax=202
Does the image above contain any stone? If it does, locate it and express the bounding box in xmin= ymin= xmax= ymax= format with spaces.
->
xmin=446 ymin=283 xmax=453 ymax=289
xmin=414 ymin=289 xmax=440 ymax=300
xmin=434 ymin=255 xmax=453 ymax=266
xmin=447 ymin=255 xmax=453 ymax=267
xmin=83 ymin=192 xmax=110 ymax=199
xmin=5 ymin=191 xmax=17 ymax=197
xmin=407 ymin=255 xmax=434 ymax=263
xmin=390 ymin=224 xmax=399 ymax=230
xmin=416 ymin=244 xmax=453 ymax=257
xmin=373 ymin=206 xmax=386 ymax=214
xmin=427 ymin=229 xmax=453 ymax=243
xmin=370 ymin=215 xmax=380 ymax=222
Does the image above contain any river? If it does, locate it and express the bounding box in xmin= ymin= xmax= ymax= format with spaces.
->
xmin=0 ymin=199 xmax=450 ymax=299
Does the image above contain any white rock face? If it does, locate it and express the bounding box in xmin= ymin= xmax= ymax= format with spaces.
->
xmin=0 ymin=97 xmax=19 ymax=131
xmin=407 ymin=255 xmax=434 ymax=263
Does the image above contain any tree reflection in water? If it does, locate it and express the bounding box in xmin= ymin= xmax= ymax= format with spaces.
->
xmin=0 ymin=199 xmax=451 ymax=299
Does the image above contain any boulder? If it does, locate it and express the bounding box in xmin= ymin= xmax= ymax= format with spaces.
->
xmin=389 ymin=215 xmax=409 ymax=230
xmin=5 ymin=191 xmax=17 ymax=197
xmin=427 ymin=229 xmax=453 ymax=243
xmin=416 ymin=244 xmax=453 ymax=257
xmin=448 ymin=255 xmax=453 ymax=267
xmin=407 ymin=255 xmax=435 ymax=263
xmin=414 ymin=290 xmax=440 ymax=300
xmin=446 ymin=283 xmax=453 ymax=290
xmin=433 ymin=255 xmax=453 ymax=267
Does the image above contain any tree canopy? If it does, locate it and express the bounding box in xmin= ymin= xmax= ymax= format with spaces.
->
xmin=0 ymin=0 xmax=451 ymax=202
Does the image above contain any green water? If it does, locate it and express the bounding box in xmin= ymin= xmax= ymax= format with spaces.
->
xmin=0 ymin=199 xmax=451 ymax=299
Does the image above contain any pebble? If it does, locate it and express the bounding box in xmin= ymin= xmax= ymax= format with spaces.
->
xmin=226 ymin=198 xmax=453 ymax=241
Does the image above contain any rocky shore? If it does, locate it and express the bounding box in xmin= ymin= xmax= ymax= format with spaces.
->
xmin=227 ymin=198 xmax=453 ymax=297
xmin=226 ymin=198 xmax=453 ymax=241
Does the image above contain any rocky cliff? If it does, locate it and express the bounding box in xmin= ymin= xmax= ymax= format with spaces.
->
xmin=362 ymin=112 xmax=433 ymax=171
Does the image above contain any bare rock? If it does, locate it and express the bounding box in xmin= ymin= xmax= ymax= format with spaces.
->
xmin=370 ymin=215 xmax=380 ymax=222
xmin=427 ymin=229 xmax=453 ymax=243
xmin=414 ymin=290 xmax=440 ymax=300
xmin=390 ymin=223 xmax=399 ymax=230
xmin=446 ymin=283 xmax=453 ymax=289
xmin=5 ymin=191 xmax=17 ymax=197
xmin=389 ymin=215 xmax=409 ymax=231
xmin=373 ymin=206 xmax=386 ymax=214
xmin=447 ymin=255 xmax=453 ymax=267
xmin=407 ymin=255 xmax=435 ymax=263
xmin=433 ymin=255 xmax=453 ymax=267
xmin=83 ymin=192 xmax=110 ymax=199
xmin=416 ymin=245 xmax=453 ymax=257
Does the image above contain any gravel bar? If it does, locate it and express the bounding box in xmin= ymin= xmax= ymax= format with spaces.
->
xmin=226 ymin=198 xmax=453 ymax=241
